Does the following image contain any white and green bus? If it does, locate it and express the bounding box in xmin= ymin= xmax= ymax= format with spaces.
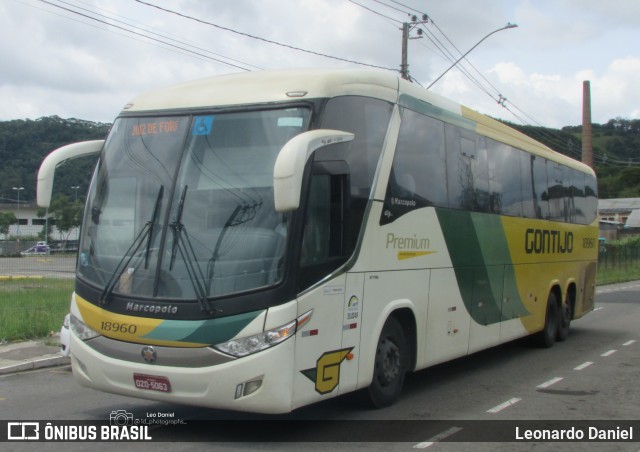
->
xmin=38 ymin=69 xmax=598 ymax=413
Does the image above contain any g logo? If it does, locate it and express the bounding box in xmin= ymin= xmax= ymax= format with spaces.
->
xmin=301 ymin=348 xmax=353 ymax=395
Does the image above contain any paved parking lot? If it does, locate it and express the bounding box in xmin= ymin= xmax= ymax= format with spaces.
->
xmin=0 ymin=255 xmax=76 ymax=279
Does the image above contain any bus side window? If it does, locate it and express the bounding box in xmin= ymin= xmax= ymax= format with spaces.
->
xmin=584 ymin=173 xmax=598 ymax=224
xmin=382 ymin=107 xmax=446 ymax=224
xmin=299 ymin=162 xmax=349 ymax=291
xmin=531 ymin=155 xmax=550 ymax=219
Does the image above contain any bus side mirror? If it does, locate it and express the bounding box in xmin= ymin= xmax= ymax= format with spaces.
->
xmin=273 ymin=129 xmax=354 ymax=212
xmin=37 ymin=140 xmax=104 ymax=208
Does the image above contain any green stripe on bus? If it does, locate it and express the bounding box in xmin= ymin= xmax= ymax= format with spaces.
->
xmin=141 ymin=310 xmax=264 ymax=345
xmin=435 ymin=208 xmax=530 ymax=325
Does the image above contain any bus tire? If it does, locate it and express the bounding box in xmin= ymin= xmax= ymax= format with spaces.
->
xmin=536 ymin=292 xmax=559 ymax=348
xmin=367 ymin=316 xmax=407 ymax=408
xmin=556 ymin=301 xmax=571 ymax=342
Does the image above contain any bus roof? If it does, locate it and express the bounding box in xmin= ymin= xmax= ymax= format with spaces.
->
xmin=122 ymin=68 xmax=593 ymax=176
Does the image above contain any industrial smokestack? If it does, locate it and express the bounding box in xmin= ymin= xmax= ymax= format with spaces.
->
xmin=582 ymin=80 xmax=593 ymax=167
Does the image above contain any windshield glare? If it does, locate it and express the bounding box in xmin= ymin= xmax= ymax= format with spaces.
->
xmin=78 ymin=108 xmax=310 ymax=301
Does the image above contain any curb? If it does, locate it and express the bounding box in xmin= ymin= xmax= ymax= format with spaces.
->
xmin=0 ymin=354 xmax=70 ymax=375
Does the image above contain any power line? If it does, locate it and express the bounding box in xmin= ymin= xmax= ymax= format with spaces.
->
xmin=35 ymin=0 xmax=257 ymax=71
xmin=347 ymin=0 xmax=402 ymax=24
xmin=133 ymin=0 xmax=397 ymax=72
xmin=54 ymin=0 xmax=263 ymax=70
xmin=369 ymin=0 xmax=410 ymax=16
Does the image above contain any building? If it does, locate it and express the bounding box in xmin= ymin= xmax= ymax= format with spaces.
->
xmin=0 ymin=202 xmax=79 ymax=241
xmin=598 ymin=198 xmax=640 ymax=225
xmin=598 ymin=198 xmax=640 ymax=241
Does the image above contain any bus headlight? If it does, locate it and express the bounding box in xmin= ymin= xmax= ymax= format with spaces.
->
xmin=70 ymin=314 xmax=100 ymax=341
xmin=214 ymin=310 xmax=312 ymax=357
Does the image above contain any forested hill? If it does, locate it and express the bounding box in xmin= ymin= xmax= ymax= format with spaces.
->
xmin=0 ymin=115 xmax=639 ymax=204
xmin=507 ymin=118 xmax=640 ymax=198
xmin=0 ymin=116 xmax=110 ymax=205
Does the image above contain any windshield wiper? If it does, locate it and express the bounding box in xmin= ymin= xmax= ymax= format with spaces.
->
xmin=145 ymin=185 xmax=164 ymax=268
xmin=169 ymin=186 xmax=218 ymax=314
xmin=206 ymin=201 xmax=262 ymax=294
xmin=100 ymin=185 xmax=164 ymax=305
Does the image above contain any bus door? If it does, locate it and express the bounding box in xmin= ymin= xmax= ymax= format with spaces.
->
xmin=292 ymin=161 xmax=358 ymax=406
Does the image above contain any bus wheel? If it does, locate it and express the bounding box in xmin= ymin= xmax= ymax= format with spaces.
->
xmin=536 ymin=292 xmax=559 ymax=348
xmin=557 ymin=301 xmax=571 ymax=342
xmin=368 ymin=316 xmax=407 ymax=408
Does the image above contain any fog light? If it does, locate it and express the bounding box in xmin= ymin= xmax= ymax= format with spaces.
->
xmin=243 ymin=379 xmax=262 ymax=396
xmin=234 ymin=378 xmax=263 ymax=399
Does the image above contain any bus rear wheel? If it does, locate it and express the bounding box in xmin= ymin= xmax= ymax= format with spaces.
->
xmin=367 ymin=316 xmax=407 ymax=408
xmin=536 ymin=292 xmax=559 ymax=348
xmin=557 ymin=301 xmax=572 ymax=342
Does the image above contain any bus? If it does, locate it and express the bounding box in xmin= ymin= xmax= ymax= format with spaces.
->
xmin=37 ymin=69 xmax=598 ymax=413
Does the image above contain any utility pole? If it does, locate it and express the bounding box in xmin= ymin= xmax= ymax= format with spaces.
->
xmin=400 ymin=22 xmax=409 ymax=80
xmin=400 ymin=15 xmax=428 ymax=81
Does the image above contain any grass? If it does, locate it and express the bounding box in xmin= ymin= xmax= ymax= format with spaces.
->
xmin=0 ymin=277 xmax=73 ymax=342
xmin=597 ymin=266 xmax=640 ymax=286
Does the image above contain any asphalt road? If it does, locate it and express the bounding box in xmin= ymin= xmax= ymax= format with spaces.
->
xmin=0 ymin=255 xmax=76 ymax=279
xmin=1 ymin=283 xmax=639 ymax=451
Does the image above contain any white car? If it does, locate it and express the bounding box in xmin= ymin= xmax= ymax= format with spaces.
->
xmin=59 ymin=313 xmax=71 ymax=357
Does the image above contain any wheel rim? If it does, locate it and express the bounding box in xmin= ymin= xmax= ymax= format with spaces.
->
xmin=377 ymin=337 xmax=401 ymax=387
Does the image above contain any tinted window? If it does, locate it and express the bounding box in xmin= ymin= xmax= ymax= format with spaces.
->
xmin=531 ymin=155 xmax=549 ymax=219
xmin=585 ymin=173 xmax=598 ymax=224
xmin=382 ymin=108 xmax=447 ymax=223
xmin=487 ymin=139 xmax=522 ymax=216
xmin=446 ymin=125 xmax=489 ymax=212
xmin=520 ymin=151 xmax=536 ymax=218
xmin=548 ymin=162 xmax=568 ymax=222
xmin=316 ymin=96 xmax=393 ymax=253
xmin=570 ymin=169 xmax=586 ymax=224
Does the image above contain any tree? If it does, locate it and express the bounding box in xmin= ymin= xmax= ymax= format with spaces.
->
xmin=48 ymin=195 xmax=83 ymax=241
xmin=0 ymin=211 xmax=16 ymax=236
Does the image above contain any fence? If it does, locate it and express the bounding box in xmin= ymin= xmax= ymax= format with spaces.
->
xmin=0 ymin=255 xmax=75 ymax=342
xmin=598 ymin=243 xmax=640 ymax=272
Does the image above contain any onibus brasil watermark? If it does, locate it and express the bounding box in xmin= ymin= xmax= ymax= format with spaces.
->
xmin=5 ymin=409 xmax=185 ymax=442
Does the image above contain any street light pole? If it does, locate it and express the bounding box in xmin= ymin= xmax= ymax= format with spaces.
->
xmin=426 ymin=23 xmax=518 ymax=89
xmin=12 ymin=186 xmax=24 ymax=241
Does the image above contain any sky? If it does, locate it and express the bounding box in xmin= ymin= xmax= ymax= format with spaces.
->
xmin=1 ymin=0 xmax=639 ymax=129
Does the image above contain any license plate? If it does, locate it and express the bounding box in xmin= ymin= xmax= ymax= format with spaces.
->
xmin=133 ymin=373 xmax=172 ymax=393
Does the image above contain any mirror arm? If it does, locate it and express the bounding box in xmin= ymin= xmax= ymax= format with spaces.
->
xmin=273 ymin=130 xmax=354 ymax=212
xmin=37 ymin=140 xmax=104 ymax=208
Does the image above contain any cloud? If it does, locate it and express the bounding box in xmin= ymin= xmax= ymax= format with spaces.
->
xmin=1 ymin=0 xmax=638 ymax=129
xmin=485 ymin=56 xmax=640 ymax=127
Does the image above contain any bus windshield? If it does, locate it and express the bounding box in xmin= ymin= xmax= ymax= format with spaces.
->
xmin=78 ymin=108 xmax=311 ymax=302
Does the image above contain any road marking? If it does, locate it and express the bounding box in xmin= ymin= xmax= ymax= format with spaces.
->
xmin=593 ymin=307 xmax=604 ymax=311
xmin=601 ymin=349 xmax=617 ymax=357
xmin=574 ymin=361 xmax=594 ymax=371
xmin=622 ymin=340 xmax=636 ymax=346
xmin=537 ymin=377 xmax=563 ymax=388
xmin=414 ymin=426 xmax=463 ymax=449
xmin=487 ymin=397 xmax=521 ymax=413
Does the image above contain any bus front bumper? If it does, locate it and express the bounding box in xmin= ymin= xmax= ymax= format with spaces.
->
xmin=69 ymin=332 xmax=295 ymax=414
